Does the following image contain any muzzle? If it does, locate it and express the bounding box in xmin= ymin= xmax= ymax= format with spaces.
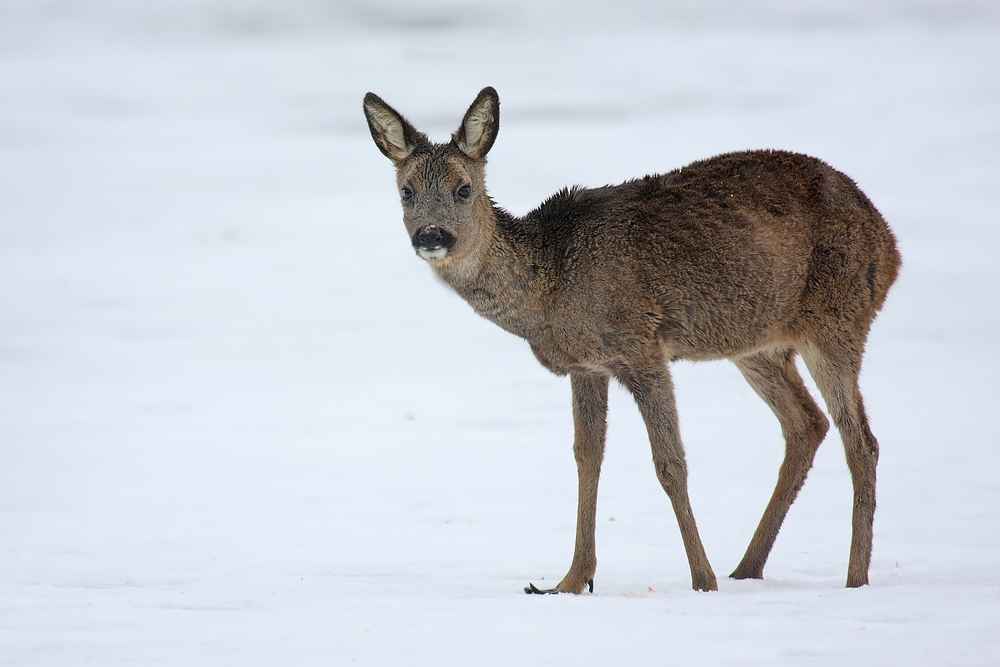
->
xmin=412 ymin=225 xmax=456 ymax=261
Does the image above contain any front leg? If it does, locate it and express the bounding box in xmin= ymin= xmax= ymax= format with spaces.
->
xmin=525 ymin=373 xmax=608 ymax=595
xmin=618 ymin=361 xmax=718 ymax=592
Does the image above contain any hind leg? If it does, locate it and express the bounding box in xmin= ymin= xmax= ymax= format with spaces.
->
xmin=800 ymin=342 xmax=879 ymax=588
xmin=730 ymin=349 xmax=830 ymax=580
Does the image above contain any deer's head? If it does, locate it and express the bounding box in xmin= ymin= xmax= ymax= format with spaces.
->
xmin=363 ymin=87 xmax=500 ymax=264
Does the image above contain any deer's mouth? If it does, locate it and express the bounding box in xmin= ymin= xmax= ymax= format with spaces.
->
xmin=412 ymin=225 xmax=456 ymax=261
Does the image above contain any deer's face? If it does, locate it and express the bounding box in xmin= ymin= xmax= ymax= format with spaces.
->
xmin=395 ymin=147 xmax=489 ymax=263
xmin=364 ymin=87 xmax=500 ymax=265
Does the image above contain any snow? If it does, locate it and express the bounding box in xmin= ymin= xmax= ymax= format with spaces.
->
xmin=2 ymin=0 xmax=999 ymax=664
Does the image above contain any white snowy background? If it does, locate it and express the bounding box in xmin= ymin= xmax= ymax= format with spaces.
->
xmin=2 ymin=0 xmax=998 ymax=664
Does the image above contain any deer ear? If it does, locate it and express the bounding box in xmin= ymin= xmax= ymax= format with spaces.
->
xmin=363 ymin=92 xmax=426 ymax=164
xmin=453 ymin=87 xmax=499 ymax=160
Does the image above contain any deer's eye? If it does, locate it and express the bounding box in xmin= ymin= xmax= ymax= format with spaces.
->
xmin=401 ymin=186 xmax=413 ymax=201
xmin=457 ymin=184 xmax=471 ymax=199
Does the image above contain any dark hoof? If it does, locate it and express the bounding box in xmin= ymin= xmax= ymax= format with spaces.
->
xmin=729 ymin=570 xmax=763 ymax=581
xmin=524 ymin=579 xmax=594 ymax=595
xmin=693 ymin=574 xmax=719 ymax=592
xmin=524 ymin=583 xmax=557 ymax=595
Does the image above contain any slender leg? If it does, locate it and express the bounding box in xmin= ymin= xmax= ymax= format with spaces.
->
xmin=801 ymin=343 xmax=879 ymax=588
xmin=619 ymin=362 xmax=717 ymax=592
xmin=525 ymin=373 xmax=608 ymax=595
xmin=730 ymin=349 xmax=830 ymax=580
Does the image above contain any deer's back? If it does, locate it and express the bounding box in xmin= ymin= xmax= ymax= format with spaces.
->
xmin=519 ymin=150 xmax=899 ymax=366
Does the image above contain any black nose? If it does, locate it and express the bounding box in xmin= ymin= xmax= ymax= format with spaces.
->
xmin=415 ymin=225 xmax=443 ymax=248
xmin=412 ymin=225 xmax=455 ymax=251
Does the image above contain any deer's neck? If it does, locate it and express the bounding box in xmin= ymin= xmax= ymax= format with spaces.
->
xmin=432 ymin=205 xmax=550 ymax=340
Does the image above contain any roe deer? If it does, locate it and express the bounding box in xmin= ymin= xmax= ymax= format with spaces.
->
xmin=363 ymin=86 xmax=900 ymax=593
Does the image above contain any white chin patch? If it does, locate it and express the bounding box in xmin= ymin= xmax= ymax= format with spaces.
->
xmin=416 ymin=247 xmax=449 ymax=261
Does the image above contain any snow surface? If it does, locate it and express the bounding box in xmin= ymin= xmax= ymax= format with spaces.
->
xmin=2 ymin=1 xmax=999 ymax=664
